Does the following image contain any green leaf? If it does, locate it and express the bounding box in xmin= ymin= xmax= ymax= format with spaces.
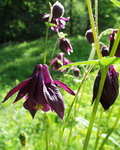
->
xmin=59 ymin=60 xmax=99 ymax=70
xmin=100 ymin=57 xmax=120 ymax=65
xmin=111 ymin=0 xmax=120 ymax=7
xmin=45 ymin=22 xmax=57 ymax=27
xmin=59 ymin=57 xmax=120 ymax=70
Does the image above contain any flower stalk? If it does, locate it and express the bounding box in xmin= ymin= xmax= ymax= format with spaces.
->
xmin=83 ymin=67 xmax=109 ymax=150
xmin=87 ymin=0 xmax=102 ymax=59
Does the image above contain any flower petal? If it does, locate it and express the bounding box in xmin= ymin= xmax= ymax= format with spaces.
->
xmin=2 ymin=78 xmax=31 ymax=102
xmin=44 ymin=83 xmax=64 ymax=119
xmin=43 ymin=64 xmax=53 ymax=84
xmin=29 ymin=108 xmax=37 ymax=119
xmin=54 ymin=80 xmax=75 ymax=95
xmin=13 ymin=83 xmax=30 ymax=103
xmin=23 ymin=73 xmax=38 ymax=110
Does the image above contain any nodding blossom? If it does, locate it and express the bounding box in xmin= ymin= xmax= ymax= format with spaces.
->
xmin=3 ymin=64 xmax=75 ymax=119
xmin=42 ymin=1 xmax=69 ymax=32
xmin=59 ymin=38 xmax=73 ymax=55
xmin=85 ymin=29 xmax=94 ymax=44
xmin=92 ymin=65 xmax=119 ymax=110
xmin=51 ymin=53 xmax=72 ymax=72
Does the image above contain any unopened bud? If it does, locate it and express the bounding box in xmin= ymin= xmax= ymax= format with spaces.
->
xmin=59 ymin=38 xmax=73 ymax=55
xmin=85 ymin=29 xmax=94 ymax=44
xmin=101 ymin=46 xmax=109 ymax=56
xmin=73 ymin=67 xmax=80 ymax=78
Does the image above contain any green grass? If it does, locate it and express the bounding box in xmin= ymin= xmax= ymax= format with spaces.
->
xmin=0 ymin=36 xmax=120 ymax=150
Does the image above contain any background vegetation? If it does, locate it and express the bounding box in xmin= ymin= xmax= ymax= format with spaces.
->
xmin=0 ymin=0 xmax=119 ymax=44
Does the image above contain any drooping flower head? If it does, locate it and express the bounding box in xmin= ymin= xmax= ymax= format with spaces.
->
xmin=3 ymin=64 xmax=75 ymax=119
xmin=52 ymin=1 xmax=64 ymax=18
xmin=42 ymin=1 xmax=69 ymax=32
xmin=51 ymin=53 xmax=72 ymax=72
xmin=101 ymin=46 xmax=109 ymax=56
xmin=59 ymin=38 xmax=73 ymax=55
xmin=85 ymin=29 xmax=94 ymax=44
xmin=109 ymin=29 xmax=120 ymax=57
xmin=92 ymin=65 xmax=119 ymax=110
xmin=73 ymin=66 xmax=80 ymax=78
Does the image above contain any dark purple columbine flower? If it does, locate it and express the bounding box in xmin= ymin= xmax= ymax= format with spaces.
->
xmin=109 ymin=29 xmax=120 ymax=57
xmin=51 ymin=53 xmax=72 ymax=72
xmin=52 ymin=1 xmax=64 ymax=18
xmin=2 ymin=64 xmax=75 ymax=119
xmin=85 ymin=29 xmax=94 ymax=44
xmin=42 ymin=1 xmax=69 ymax=32
xmin=59 ymin=38 xmax=73 ymax=55
xmin=92 ymin=65 xmax=119 ymax=110
xmin=51 ymin=17 xmax=69 ymax=32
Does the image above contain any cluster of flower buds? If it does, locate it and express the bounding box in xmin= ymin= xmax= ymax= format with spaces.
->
xmin=43 ymin=1 xmax=80 ymax=77
xmin=2 ymin=1 xmax=77 ymax=120
xmin=92 ymin=29 xmax=119 ymax=110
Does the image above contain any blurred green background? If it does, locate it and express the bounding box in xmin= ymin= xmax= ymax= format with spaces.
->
xmin=0 ymin=0 xmax=119 ymax=44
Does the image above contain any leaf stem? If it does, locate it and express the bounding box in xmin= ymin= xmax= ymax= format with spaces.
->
xmin=56 ymin=65 xmax=93 ymax=150
xmin=94 ymin=107 xmax=104 ymax=150
xmin=99 ymin=107 xmax=120 ymax=149
xmin=44 ymin=113 xmax=49 ymax=150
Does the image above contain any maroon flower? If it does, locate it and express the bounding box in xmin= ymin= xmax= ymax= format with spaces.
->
xmin=109 ymin=29 xmax=120 ymax=57
xmin=42 ymin=1 xmax=69 ymax=32
xmin=51 ymin=53 xmax=72 ymax=72
xmin=59 ymin=38 xmax=73 ymax=55
xmin=2 ymin=64 xmax=75 ymax=119
xmin=92 ymin=65 xmax=119 ymax=110
xmin=52 ymin=1 xmax=64 ymax=18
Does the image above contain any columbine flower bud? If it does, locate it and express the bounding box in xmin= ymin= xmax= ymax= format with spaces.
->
xmin=101 ymin=46 xmax=109 ymax=56
xmin=73 ymin=67 xmax=80 ymax=78
xmin=59 ymin=38 xmax=73 ymax=55
xmin=52 ymin=1 xmax=64 ymax=18
xmin=85 ymin=29 xmax=94 ymax=44
xmin=92 ymin=65 xmax=119 ymax=110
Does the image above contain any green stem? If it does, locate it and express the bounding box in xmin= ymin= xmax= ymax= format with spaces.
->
xmin=87 ymin=0 xmax=102 ymax=59
xmin=66 ymin=126 xmax=73 ymax=150
xmin=95 ymin=0 xmax=98 ymax=34
xmin=43 ymin=3 xmax=52 ymax=64
xmin=43 ymin=25 xmax=49 ymax=64
xmin=56 ymin=65 xmax=93 ymax=150
xmin=44 ymin=113 xmax=49 ymax=150
xmin=110 ymin=26 xmax=120 ymax=57
xmin=83 ymin=67 xmax=108 ymax=150
xmin=94 ymin=107 xmax=104 ymax=150
xmin=99 ymin=107 xmax=120 ymax=150
xmin=101 ymin=105 xmax=114 ymax=134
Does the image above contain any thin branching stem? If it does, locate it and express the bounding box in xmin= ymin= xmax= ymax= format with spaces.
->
xmin=99 ymin=107 xmax=120 ymax=149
